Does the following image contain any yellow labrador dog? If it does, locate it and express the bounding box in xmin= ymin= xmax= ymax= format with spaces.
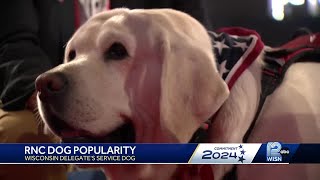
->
xmin=35 ymin=8 xmax=320 ymax=180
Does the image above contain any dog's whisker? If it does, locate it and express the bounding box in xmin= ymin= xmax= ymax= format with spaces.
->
xmin=33 ymin=109 xmax=45 ymax=130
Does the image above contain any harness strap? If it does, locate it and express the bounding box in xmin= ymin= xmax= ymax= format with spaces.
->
xmin=223 ymin=47 xmax=320 ymax=180
xmin=191 ymin=50 xmax=316 ymax=144
xmin=243 ymin=54 xmax=282 ymax=142
xmin=188 ymin=42 xmax=320 ymax=179
xmin=244 ymin=47 xmax=320 ymax=143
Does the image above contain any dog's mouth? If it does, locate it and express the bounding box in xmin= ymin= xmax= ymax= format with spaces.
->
xmin=43 ymin=110 xmax=135 ymax=143
xmin=61 ymin=121 xmax=135 ymax=143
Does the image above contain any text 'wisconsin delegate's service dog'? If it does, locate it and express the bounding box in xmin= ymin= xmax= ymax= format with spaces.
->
xmin=35 ymin=8 xmax=320 ymax=180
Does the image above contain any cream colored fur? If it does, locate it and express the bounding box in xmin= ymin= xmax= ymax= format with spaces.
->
xmin=37 ymin=8 xmax=320 ymax=180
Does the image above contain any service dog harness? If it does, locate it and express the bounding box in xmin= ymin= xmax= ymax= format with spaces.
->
xmin=190 ymin=27 xmax=265 ymax=144
xmin=185 ymin=27 xmax=265 ymax=180
xmin=188 ymin=28 xmax=320 ymax=180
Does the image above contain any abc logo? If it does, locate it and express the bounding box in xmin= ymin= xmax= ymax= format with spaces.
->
xmin=280 ymin=147 xmax=290 ymax=157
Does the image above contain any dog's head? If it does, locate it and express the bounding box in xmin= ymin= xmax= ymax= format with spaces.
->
xmin=36 ymin=8 xmax=229 ymax=144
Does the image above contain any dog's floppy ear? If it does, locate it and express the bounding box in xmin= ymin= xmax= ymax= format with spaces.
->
xmin=160 ymin=32 xmax=229 ymax=143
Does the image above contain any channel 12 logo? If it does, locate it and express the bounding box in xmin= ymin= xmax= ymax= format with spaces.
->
xmin=266 ymin=142 xmax=290 ymax=162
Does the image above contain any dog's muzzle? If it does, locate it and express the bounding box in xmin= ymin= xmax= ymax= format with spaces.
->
xmin=35 ymin=72 xmax=136 ymax=143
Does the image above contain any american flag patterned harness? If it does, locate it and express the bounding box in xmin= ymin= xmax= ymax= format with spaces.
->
xmin=188 ymin=28 xmax=320 ymax=180
xmin=201 ymin=28 xmax=320 ymax=180
xmin=189 ymin=27 xmax=265 ymax=144
xmin=209 ymin=27 xmax=265 ymax=90
xmin=192 ymin=28 xmax=320 ymax=145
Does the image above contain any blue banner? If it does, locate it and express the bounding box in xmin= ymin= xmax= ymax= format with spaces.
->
xmin=0 ymin=143 xmax=197 ymax=163
xmin=0 ymin=143 xmax=319 ymax=164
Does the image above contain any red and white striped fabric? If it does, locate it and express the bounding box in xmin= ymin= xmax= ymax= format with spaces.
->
xmin=209 ymin=27 xmax=265 ymax=89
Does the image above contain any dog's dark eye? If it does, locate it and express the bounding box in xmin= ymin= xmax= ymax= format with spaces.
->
xmin=105 ymin=42 xmax=128 ymax=60
xmin=68 ymin=50 xmax=76 ymax=61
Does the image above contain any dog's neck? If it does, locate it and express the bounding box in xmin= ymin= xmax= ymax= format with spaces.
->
xmin=209 ymin=55 xmax=263 ymax=143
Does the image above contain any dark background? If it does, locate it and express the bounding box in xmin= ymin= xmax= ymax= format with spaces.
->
xmin=207 ymin=0 xmax=320 ymax=46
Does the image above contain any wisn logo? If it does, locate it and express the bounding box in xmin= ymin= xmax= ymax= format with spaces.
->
xmin=266 ymin=142 xmax=289 ymax=162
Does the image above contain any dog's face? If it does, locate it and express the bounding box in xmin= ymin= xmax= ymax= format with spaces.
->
xmin=36 ymin=8 xmax=229 ymax=145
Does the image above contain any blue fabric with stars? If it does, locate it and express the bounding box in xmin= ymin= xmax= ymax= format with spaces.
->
xmin=208 ymin=28 xmax=264 ymax=89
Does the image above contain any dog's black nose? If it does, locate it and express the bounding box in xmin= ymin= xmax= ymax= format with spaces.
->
xmin=35 ymin=72 xmax=68 ymax=102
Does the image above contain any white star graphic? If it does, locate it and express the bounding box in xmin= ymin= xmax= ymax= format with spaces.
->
xmin=213 ymin=39 xmax=229 ymax=55
xmin=233 ymin=41 xmax=248 ymax=51
xmin=208 ymin=31 xmax=223 ymax=38
xmin=219 ymin=60 xmax=229 ymax=77
xmin=310 ymin=35 xmax=316 ymax=43
xmin=229 ymin=35 xmax=239 ymax=39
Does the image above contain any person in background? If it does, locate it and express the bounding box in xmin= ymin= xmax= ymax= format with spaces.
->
xmin=0 ymin=0 xmax=211 ymax=179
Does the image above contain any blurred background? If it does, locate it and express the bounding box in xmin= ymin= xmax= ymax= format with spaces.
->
xmin=207 ymin=0 xmax=320 ymax=46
